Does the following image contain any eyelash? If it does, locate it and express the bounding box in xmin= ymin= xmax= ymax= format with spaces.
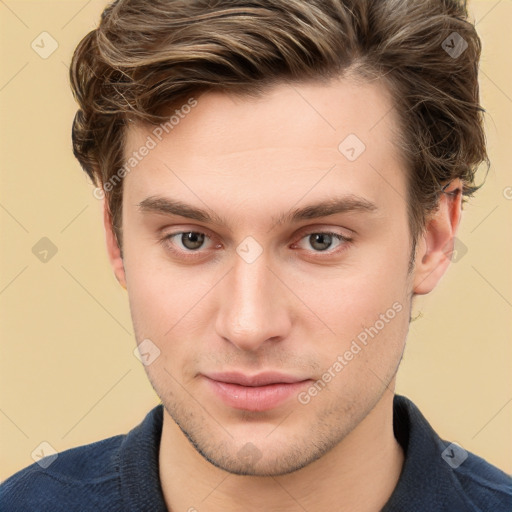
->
xmin=160 ymin=229 xmax=353 ymax=261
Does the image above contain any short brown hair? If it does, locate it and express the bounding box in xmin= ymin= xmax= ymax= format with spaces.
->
xmin=70 ymin=0 xmax=488 ymax=252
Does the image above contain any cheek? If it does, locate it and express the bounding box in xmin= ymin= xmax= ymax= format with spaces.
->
xmin=292 ymin=244 xmax=411 ymax=375
xmin=123 ymin=242 xmax=201 ymax=340
xmin=298 ymin=259 xmax=409 ymax=335
xmin=299 ymin=280 xmax=409 ymax=408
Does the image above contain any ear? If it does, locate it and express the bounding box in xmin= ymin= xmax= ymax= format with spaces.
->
xmin=412 ymin=179 xmax=463 ymax=295
xmin=103 ymin=199 xmax=127 ymax=290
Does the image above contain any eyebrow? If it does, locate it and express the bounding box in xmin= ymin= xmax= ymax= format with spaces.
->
xmin=273 ymin=195 xmax=378 ymax=226
xmin=136 ymin=194 xmax=378 ymax=227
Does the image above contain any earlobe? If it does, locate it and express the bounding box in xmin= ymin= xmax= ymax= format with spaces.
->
xmin=412 ymin=179 xmax=463 ymax=296
xmin=103 ymin=199 xmax=127 ymax=290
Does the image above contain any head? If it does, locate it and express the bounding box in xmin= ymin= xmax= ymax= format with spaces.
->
xmin=70 ymin=0 xmax=487 ymax=476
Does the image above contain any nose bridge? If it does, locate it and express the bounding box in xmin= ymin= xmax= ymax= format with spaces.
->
xmin=229 ymin=253 xmax=274 ymax=327
xmin=215 ymin=250 xmax=290 ymax=351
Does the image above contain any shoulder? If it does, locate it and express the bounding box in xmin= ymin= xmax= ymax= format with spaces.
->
xmin=0 ymin=434 xmax=125 ymax=512
xmin=390 ymin=395 xmax=512 ymax=512
xmin=0 ymin=405 xmax=164 ymax=512
xmin=452 ymin=449 xmax=512 ymax=511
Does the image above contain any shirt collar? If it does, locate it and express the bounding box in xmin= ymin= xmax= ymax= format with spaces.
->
xmin=119 ymin=404 xmax=168 ymax=512
xmin=382 ymin=394 xmax=470 ymax=511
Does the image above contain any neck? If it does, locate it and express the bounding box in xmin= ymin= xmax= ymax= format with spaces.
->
xmin=159 ymin=391 xmax=403 ymax=512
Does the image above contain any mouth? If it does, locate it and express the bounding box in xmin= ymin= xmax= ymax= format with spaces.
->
xmin=202 ymin=371 xmax=312 ymax=412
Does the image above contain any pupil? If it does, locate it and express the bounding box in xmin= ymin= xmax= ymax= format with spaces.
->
xmin=310 ymin=233 xmax=332 ymax=251
xmin=182 ymin=232 xmax=204 ymax=250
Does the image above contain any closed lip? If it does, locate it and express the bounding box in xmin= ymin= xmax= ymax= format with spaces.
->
xmin=203 ymin=371 xmax=309 ymax=387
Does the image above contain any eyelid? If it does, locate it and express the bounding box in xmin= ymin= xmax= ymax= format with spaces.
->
xmin=294 ymin=223 xmax=354 ymax=242
xmin=296 ymin=225 xmax=354 ymax=238
xmin=158 ymin=224 xmax=219 ymax=240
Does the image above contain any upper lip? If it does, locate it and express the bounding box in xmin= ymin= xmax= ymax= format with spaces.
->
xmin=204 ymin=371 xmax=308 ymax=387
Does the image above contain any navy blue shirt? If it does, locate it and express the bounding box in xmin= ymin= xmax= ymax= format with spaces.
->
xmin=1 ymin=395 xmax=511 ymax=511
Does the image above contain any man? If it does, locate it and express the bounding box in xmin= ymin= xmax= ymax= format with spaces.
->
xmin=1 ymin=0 xmax=511 ymax=510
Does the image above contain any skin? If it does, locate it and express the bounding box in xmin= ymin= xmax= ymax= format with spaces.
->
xmin=104 ymin=77 xmax=462 ymax=511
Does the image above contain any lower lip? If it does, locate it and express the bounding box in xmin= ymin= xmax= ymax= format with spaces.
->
xmin=204 ymin=378 xmax=311 ymax=412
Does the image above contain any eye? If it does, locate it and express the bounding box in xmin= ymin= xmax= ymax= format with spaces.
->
xmin=294 ymin=231 xmax=352 ymax=253
xmin=162 ymin=231 xmax=216 ymax=253
xmin=176 ymin=232 xmax=207 ymax=250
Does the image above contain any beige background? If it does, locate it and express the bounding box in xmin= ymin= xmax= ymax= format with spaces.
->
xmin=0 ymin=0 xmax=511 ymax=481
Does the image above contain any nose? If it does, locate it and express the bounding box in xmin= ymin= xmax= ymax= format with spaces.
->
xmin=214 ymin=251 xmax=292 ymax=352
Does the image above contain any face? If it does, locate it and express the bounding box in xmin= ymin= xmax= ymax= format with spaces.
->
xmin=110 ymin=77 xmax=425 ymax=476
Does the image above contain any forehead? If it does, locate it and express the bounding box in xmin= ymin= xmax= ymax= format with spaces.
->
xmin=122 ymin=77 xmax=405 ymax=221
xmin=126 ymin=76 xmax=399 ymax=154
